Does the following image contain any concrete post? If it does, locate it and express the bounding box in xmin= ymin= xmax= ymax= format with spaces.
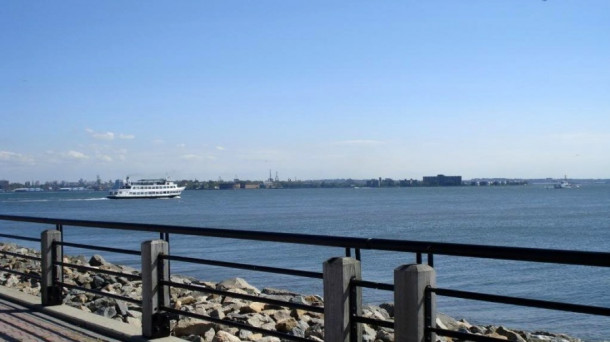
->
xmin=41 ymin=229 xmax=62 ymax=306
xmin=323 ymin=257 xmax=362 ymax=342
xmin=141 ymin=239 xmax=170 ymax=338
xmin=394 ymin=264 xmax=436 ymax=342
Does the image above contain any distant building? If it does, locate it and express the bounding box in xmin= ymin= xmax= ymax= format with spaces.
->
xmin=0 ymin=180 xmax=9 ymax=191
xmin=242 ymin=183 xmax=260 ymax=189
xmin=218 ymin=182 xmax=239 ymax=190
xmin=422 ymin=174 xmax=462 ymax=186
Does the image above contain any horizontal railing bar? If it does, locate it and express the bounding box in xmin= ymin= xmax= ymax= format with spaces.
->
xmin=57 ymin=262 xmax=141 ymax=281
xmin=164 ymin=254 xmax=323 ymax=279
xmin=58 ymin=281 xmax=141 ymax=305
xmin=0 ymin=233 xmax=40 ymax=242
xmin=58 ymin=241 xmax=141 ymax=256
xmin=351 ymin=279 xmax=394 ymax=291
xmin=0 ymin=268 xmax=41 ymax=280
xmin=162 ymin=306 xmax=312 ymax=342
xmin=429 ymin=327 xmax=508 ymax=342
xmin=0 ymin=250 xmax=41 ymax=262
xmin=353 ymin=315 xmax=394 ymax=329
xmin=431 ymin=287 xmax=610 ymax=317
xmin=2 ymin=215 xmax=609 ymax=267
xmin=162 ymin=280 xmax=325 ymax=314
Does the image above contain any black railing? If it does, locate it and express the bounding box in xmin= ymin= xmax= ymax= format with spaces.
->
xmin=426 ymin=285 xmax=610 ymax=342
xmin=0 ymin=214 xmax=609 ymax=342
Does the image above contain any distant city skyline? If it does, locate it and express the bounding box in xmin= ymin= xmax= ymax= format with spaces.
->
xmin=2 ymin=1 xmax=609 ymax=183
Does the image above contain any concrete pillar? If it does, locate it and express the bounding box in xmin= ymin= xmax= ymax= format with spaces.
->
xmin=323 ymin=257 xmax=362 ymax=342
xmin=141 ymin=239 xmax=170 ymax=338
xmin=41 ymin=229 xmax=62 ymax=306
xmin=394 ymin=264 xmax=436 ymax=342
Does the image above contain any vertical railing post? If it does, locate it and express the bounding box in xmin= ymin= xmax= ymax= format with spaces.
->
xmin=394 ymin=264 xmax=436 ymax=342
xmin=323 ymin=257 xmax=362 ymax=342
xmin=141 ymin=239 xmax=170 ymax=338
xmin=41 ymin=229 xmax=63 ymax=306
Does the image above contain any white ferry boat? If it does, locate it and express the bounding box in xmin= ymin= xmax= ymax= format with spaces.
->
xmin=107 ymin=177 xmax=185 ymax=199
xmin=553 ymin=175 xmax=580 ymax=189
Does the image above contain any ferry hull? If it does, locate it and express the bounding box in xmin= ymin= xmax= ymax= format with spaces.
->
xmin=106 ymin=194 xmax=181 ymax=199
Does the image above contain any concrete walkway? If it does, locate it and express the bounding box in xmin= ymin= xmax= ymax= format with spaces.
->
xmin=0 ymin=286 xmax=183 ymax=342
xmin=0 ymin=297 xmax=119 ymax=342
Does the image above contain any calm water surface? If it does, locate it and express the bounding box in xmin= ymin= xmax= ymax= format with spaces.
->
xmin=1 ymin=185 xmax=609 ymax=340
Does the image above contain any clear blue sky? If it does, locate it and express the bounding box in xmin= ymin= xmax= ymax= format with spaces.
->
xmin=2 ymin=1 xmax=609 ymax=183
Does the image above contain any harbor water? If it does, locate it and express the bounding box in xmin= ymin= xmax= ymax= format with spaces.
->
xmin=1 ymin=185 xmax=609 ymax=340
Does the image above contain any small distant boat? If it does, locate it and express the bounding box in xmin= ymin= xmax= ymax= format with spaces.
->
xmin=554 ymin=176 xmax=579 ymax=189
xmin=107 ymin=177 xmax=185 ymax=199
xmin=13 ymin=188 xmax=44 ymax=192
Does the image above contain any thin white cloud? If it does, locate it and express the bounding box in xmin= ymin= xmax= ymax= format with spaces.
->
xmin=181 ymin=154 xmax=202 ymax=160
xmin=65 ymin=150 xmax=89 ymax=160
xmin=332 ymin=139 xmax=385 ymax=146
xmin=550 ymin=132 xmax=610 ymax=145
xmin=216 ymin=146 xmax=225 ymax=151
xmin=86 ymin=128 xmax=134 ymax=140
xmin=0 ymin=151 xmax=35 ymax=165
xmin=118 ymin=133 xmax=135 ymax=140
xmin=97 ymin=154 xmax=113 ymax=162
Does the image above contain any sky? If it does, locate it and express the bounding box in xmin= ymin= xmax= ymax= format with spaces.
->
xmin=1 ymin=1 xmax=609 ymax=183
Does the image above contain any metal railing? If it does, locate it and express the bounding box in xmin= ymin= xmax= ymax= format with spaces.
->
xmin=0 ymin=214 xmax=609 ymax=341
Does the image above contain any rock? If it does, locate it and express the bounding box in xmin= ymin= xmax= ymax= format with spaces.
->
xmin=376 ymin=329 xmax=394 ymax=342
xmin=262 ymin=288 xmax=300 ymax=296
xmin=204 ymin=328 xmax=216 ymax=342
xmin=238 ymin=329 xmax=253 ymax=340
xmin=89 ymin=255 xmax=109 ymax=267
xmin=306 ymin=336 xmax=323 ymax=342
xmin=212 ymin=330 xmax=241 ymax=342
xmin=362 ymin=323 xmax=377 ymax=342
xmin=177 ymin=295 xmax=197 ymax=306
xmin=209 ymin=308 xmax=225 ymax=320
xmin=218 ymin=278 xmax=261 ymax=295
xmin=275 ymin=317 xmax=298 ymax=332
xmin=240 ymin=302 xmax=266 ymax=314
xmin=95 ymin=306 xmax=117 ymax=318
xmin=92 ymin=275 xmax=105 ymax=289
xmin=363 ymin=305 xmax=391 ymax=322
xmin=246 ymin=314 xmax=273 ymax=328
xmin=488 ymin=332 xmax=509 ymax=340
xmin=76 ymin=273 xmax=92 ymax=285
xmin=174 ymin=319 xmax=216 ymax=337
xmin=379 ymin=302 xmax=394 ymax=317
xmin=289 ymin=296 xmax=310 ymax=306
xmin=186 ymin=336 xmax=205 ymax=342
xmin=496 ymin=326 xmax=526 ymax=342
xmin=256 ymin=337 xmax=280 ymax=342
xmin=291 ymin=320 xmax=309 ymax=337
xmin=289 ymin=308 xmax=307 ymax=320
xmin=271 ymin=309 xmax=292 ymax=322
xmin=305 ymin=323 xmax=324 ymax=339
xmin=115 ymin=300 xmax=129 ymax=316
xmin=469 ymin=325 xmax=486 ymax=334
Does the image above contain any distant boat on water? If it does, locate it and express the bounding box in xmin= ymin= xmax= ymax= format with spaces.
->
xmin=107 ymin=177 xmax=185 ymax=199
xmin=554 ymin=176 xmax=579 ymax=189
xmin=13 ymin=188 xmax=44 ymax=192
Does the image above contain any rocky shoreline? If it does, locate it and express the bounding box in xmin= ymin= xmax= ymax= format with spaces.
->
xmin=0 ymin=242 xmax=582 ymax=342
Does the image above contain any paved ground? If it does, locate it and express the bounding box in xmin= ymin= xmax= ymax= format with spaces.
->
xmin=0 ymin=298 xmax=120 ymax=342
